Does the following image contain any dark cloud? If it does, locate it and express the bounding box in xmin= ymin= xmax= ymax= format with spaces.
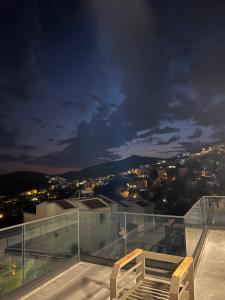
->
xmin=17 ymin=144 xmax=37 ymax=151
xmin=178 ymin=141 xmax=206 ymax=152
xmin=30 ymin=117 xmax=42 ymax=125
xmin=158 ymin=135 xmax=180 ymax=145
xmin=56 ymin=124 xmax=64 ymax=129
xmin=39 ymin=0 xmax=225 ymax=168
xmin=210 ymin=128 xmax=225 ymax=141
xmin=57 ymin=137 xmax=73 ymax=146
xmin=110 ymin=103 xmax=118 ymax=108
xmin=0 ymin=153 xmax=30 ymax=162
xmin=46 ymin=138 xmax=55 ymax=142
xmin=2 ymin=0 xmax=225 ymax=171
xmin=139 ymin=127 xmax=179 ymax=139
xmin=0 ymin=0 xmax=41 ymax=102
xmin=0 ymin=114 xmax=9 ymax=121
xmin=90 ymin=90 xmax=113 ymax=119
xmin=0 ymin=153 xmax=19 ymax=162
xmin=61 ymin=100 xmax=87 ymax=112
xmin=169 ymin=1 xmax=225 ymax=130
xmin=188 ymin=128 xmax=203 ymax=139
xmin=39 ymin=116 xmax=132 ymax=167
xmin=91 ymin=90 xmax=103 ymax=103
xmin=0 ymin=125 xmax=20 ymax=148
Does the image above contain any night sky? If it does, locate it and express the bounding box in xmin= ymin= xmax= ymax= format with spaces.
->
xmin=0 ymin=0 xmax=225 ymax=175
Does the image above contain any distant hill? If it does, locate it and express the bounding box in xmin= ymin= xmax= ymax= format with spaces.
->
xmin=0 ymin=155 xmax=161 ymax=196
xmin=62 ymin=155 xmax=160 ymax=180
xmin=0 ymin=171 xmax=48 ymax=197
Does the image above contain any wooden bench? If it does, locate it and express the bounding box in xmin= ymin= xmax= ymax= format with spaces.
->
xmin=110 ymin=249 xmax=194 ymax=300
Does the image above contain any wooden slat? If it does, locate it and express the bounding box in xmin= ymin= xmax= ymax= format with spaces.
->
xmin=145 ymin=266 xmax=170 ymax=274
xmin=139 ymin=288 xmax=169 ymax=298
xmin=118 ymin=262 xmax=142 ymax=281
xmin=139 ymin=285 xmax=168 ymax=293
xmin=122 ymin=280 xmax=170 ymax=300
xmin=144 ymin=251 xmax=183 ymax=264
xmin=119 ymin=281 xmax=143 ymax=300
xmin=179 ymin=280 xmax=189 ymax=299
xmin=117 ymin=276 xmax=135 ymax=294
xmin=128 ymin=292 xmax=143 ymax=299
xmin=133 ymin=289 xmax=169 ymax=300
xmin=116 ymin=279 xmax=171 ymax=300
xmin=144 ymin=275 xmax=171 ymax=285
xmin=141 ymin=282 xmax=170 ymax=293
xmin=115 ymin=249 xmax=143 ymax=268
xmin=135 ymin=291 xmax=168 ymax=299
xmin=140 ymin=284 xmax=169 ymax=293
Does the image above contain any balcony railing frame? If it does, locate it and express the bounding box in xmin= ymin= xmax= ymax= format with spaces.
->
xmin=0 ymin=195 xmax=224 ymax=299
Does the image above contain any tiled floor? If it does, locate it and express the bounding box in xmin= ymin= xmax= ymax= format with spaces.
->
xmin=20 ymin=229 xmax=225 ymax=300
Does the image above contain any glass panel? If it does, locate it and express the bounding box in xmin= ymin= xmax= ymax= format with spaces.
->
xmin=24 ymin=210 xmax=78 ymax=284
xmin=204 ymin=196 xmax=225 ymax=226
xmin=0 ymin=225 xmax=23 ymax=296
xmin=126 ymin=213 xmax=186 ymax=257
xmin=79 ymin=211 xmax=125 ymax=260
xmin=202 ymin=196 xmax=214 ymax=224
xmin=184 ymin=199 xmax=204 ymax=256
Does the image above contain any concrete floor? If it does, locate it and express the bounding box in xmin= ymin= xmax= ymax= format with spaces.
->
xmin=195 ymin=230 xmax=225 ymax=300
xmin=19 ymin=229 xmax=225 ymax=300
xmin=19 ymin=262 xmax=112 ymax=300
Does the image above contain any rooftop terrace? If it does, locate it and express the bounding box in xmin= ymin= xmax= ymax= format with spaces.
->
xmin=16 ymin=230 xmax=225 ymax=300
xmin=0 ymin=196 xmax=225 ymax=299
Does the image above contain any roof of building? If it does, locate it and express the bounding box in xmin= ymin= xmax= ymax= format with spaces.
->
xmin=118 ymin=201 xmax=130 ymax=207
xmin=55 ymin=199 xmax=75 ymax=209
xmin=82 ymin=199 xmax=107 ymax=209
xmin=135 ymin=200 xmax=149 ymax=207
xmin=100 ymin=196 xmax=114 ymax=205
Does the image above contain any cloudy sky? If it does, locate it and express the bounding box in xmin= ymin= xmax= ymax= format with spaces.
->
xmin=0 ymin=0 xmax=225 ymax=174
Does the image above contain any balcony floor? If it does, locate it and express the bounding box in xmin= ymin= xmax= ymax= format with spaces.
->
xmin=19 ymin=230 xmax=225 ymax=300
xmin=195 ymin=229 xmax=225 ymax=300
xmin=19 ymin=262 xmax=112 ymax=300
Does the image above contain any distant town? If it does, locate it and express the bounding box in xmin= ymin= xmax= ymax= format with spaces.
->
xmin=0 ymin=143 xmax=225 ymax=228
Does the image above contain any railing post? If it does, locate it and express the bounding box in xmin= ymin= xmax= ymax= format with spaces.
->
xmin=124 ymin=212 xmax=127 ymax=255
xmin=78 ymin=210 xmax=80 ymax=261
xmin=203 ymin=196 xmax=208 ymax=225
xmin=22 ymin=224 xmax=25 ymax=284
xmin=199 ymin=198 xmax=203 ymax=228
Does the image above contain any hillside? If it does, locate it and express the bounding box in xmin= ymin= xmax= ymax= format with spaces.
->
xmin=0 ymin=171 xmax=48 ymax=197
xmin=62 ymin=155 xmax=160 ymax=180
xmin=0 ymin=155 xmax=161 ymax=195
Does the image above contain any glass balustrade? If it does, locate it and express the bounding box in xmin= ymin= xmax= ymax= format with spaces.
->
xmin=184 ymin=197 xmax=205 ymax=257
xmin=0 ymin=210 xmax=79 ymax=296
xmin=0 ymin=196 xmax=225 ymax=297
xmin=125 ymin=213 xmax=185 ymax=257
xmin=203 ymin=196 xmax=225 ymax=226
xmin=79 ymin=210 xmax=126 ymax=261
